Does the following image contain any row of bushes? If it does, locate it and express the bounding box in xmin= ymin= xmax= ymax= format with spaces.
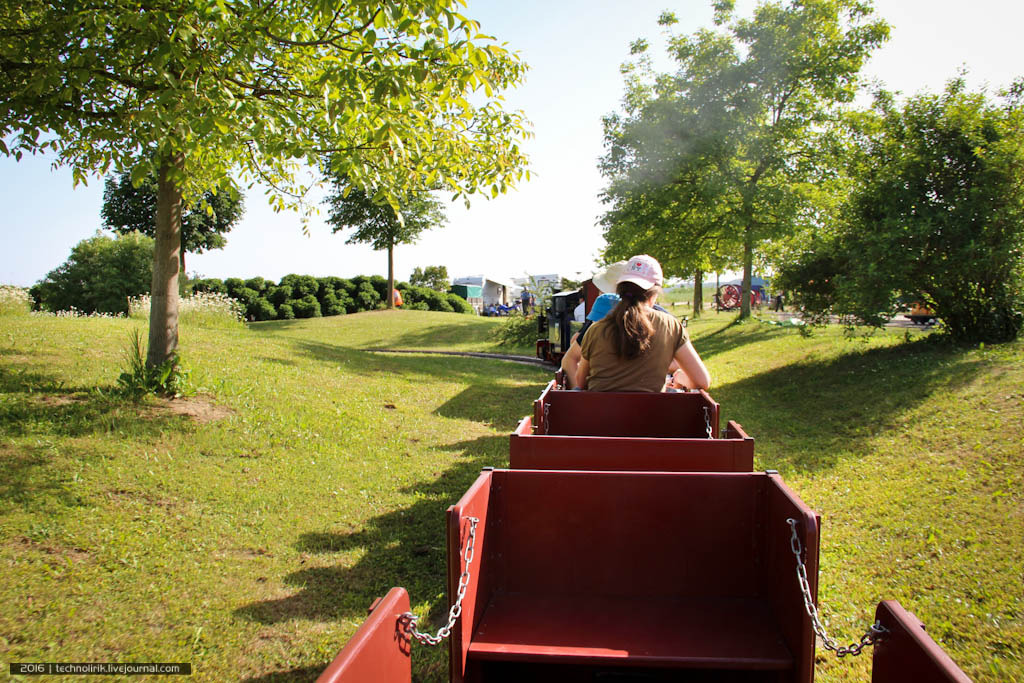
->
xmin=189 ymin=274 xmax=473 ymax=321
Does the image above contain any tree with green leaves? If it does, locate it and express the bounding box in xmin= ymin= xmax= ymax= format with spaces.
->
xmin=102 ymin=171 xmax=244 ymax=275
xmin=326 ymin=185 xmax=447 ymax=308
xmin=1 ymin=0 xmax=529 ymax=368
xmin=600 ymin=0 xmax=888 ymax=318
xmin=409 ymin=265 xmax=451 ymax=292
xmin=29 ymin=231 xmax=154 ymax=315
xmin=777 ymin=79 xmax=1024 ymax=343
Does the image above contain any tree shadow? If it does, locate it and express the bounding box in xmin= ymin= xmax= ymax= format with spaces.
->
xmin=280 ymin=338 xmax=549 ymax=390
xmin=710 ymin=338 xmax=984 ymax=472
xmin=379 ymin=318 xmax=501 ymax=350
xmin=433 ymin=382 xmax=544 ymax=432
xmin=689 ymin=318 xmax=796 ymax=360
xmin=233 ymin=435 xmax=508 ymax=628
xmin=239 ymin=665 xmax=327 ymax=683
xmin=0 ymin=359 xmax=185 ymax=441
xmin=0 ymin=442 xmax=91 ymax=515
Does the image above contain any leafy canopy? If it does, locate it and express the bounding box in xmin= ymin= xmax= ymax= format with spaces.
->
xmin=1 ymin=0 xmax=531 ymax=366
xmin=102 ymin=171 xmax=244 ymax=260
xmin=327 ymin=184 xmax=447 ymax=252
xmin=410 ymin=265 xmax=451 ymax=292
xmin=29 ymin=231 xmax=154 ymax=315
xmin=0 ymin=0 xmax=531 ymax=210
xmin=778 ymin=79 xmax=1024 ymax=343
xmin=599 ymin=0 xmax=888 ymax=314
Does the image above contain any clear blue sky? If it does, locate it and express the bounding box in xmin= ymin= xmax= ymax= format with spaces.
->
xmin=2 ymin=0 xmax=1022 ymax=288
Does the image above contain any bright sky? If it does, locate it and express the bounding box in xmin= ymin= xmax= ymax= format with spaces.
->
xmin=2 ymin=0 xmax=1022 ymax=288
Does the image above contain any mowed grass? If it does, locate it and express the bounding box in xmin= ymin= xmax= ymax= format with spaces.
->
xmin=1 ymin=308 xmax=1021 ymax=681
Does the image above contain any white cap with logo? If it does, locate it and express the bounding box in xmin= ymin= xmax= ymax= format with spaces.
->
xmin=617 ymin=254 xmax=663 ymax=290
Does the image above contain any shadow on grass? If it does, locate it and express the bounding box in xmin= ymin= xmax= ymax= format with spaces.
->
xmin=434 ymin=381 xmax=544 ymax=432
xmin=281 ymin=338 xmax=549 ymax=392
xmin=688 ymin=317 xmax=794 ymax=360
xmin=377 ymin=317 xmax=500 ymax=350
xmin=240 ymin=665 xmax=328 ymax=683
xmin=0 ymin=359 xmax=185 ymax=440
xmin=234 ymin=434 xmax=508 ymax=626
xmin=711 ymin=338 xmax=983 ymax=472
xmin=0 ymin=357 xmax=203 ymax=513
xmin=0 ymin=442 xmax=90 ymax=515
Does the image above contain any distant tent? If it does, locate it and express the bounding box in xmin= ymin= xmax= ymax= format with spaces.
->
xmin=725 ymin=276 xmax=769 ymax=289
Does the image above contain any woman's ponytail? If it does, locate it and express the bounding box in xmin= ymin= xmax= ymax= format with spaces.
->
xmin=607 ymin=281 xmax=657 ymax=358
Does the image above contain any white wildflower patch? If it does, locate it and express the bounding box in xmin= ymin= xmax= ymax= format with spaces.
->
xmin=0 ymin=285 xmax=34 ymax=315
xmin=31 ymin=307 xmax=124 ymax=319
xmin=130 ymin=292 xmax=245 ymax=327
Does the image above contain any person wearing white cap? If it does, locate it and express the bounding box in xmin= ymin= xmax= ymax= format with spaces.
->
xmin=576 ymin=254 xmax=711 ymax=393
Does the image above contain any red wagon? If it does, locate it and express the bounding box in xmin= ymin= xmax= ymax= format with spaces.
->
xmin=318 ymin=468 xmax=970 ymax=682
xmin=316 ymin=383 xmax=972 ymax=682
xmin=510 ymin=382 xmax=754 ymax=472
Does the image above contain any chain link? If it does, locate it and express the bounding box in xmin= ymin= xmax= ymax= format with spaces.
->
xmin=786 ymin=518 xmax=887 ymax=657
xmin=403 ymin=516 xmax=479 ymax=646
xmin=543 ymin=402 xmax=550 ymax=435
xmin=703 ymin=406 xmax=714 ymax=439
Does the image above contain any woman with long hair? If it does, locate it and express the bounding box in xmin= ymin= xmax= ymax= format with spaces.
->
xmin=576 ymin=255 xmax=710 ymax=393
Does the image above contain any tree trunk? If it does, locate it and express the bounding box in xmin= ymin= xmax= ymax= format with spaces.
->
xmin=693 ymin=268 xmax=703 ymax=318
xmin=740 ymin=224 xmax=753 ymax=319
xmin=147 ymin=153 xmax=184 ymax=368
xmin=386 ymin=243 xmax=395 ymax=310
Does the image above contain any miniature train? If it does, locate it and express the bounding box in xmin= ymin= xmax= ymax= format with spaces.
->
xmin=315 ymin=381 xmax=972 ymax=682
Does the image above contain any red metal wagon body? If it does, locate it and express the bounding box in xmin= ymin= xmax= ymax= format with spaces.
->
xmin=510 ymin=382 xmax=754 ymax=472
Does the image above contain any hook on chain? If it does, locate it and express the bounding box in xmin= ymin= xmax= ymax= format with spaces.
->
xmin=786 ymin=518 xmax=887 ymax=657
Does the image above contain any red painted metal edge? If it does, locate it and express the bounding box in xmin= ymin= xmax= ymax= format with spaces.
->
xmin=316 ymin=587 xmax=412 ymax=683
xmin=872 ymin=600 xmax=972 ymax=682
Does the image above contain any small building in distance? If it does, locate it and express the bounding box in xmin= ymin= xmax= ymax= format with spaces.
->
xmin=452 ymin=276 xmax=513 ymax=314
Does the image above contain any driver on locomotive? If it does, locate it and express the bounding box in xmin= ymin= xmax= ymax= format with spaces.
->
xmin=575 ymin=254 xmax=710 ymax=393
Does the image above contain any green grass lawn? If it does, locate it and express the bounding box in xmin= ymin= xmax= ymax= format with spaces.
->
xmin=1 ymin=308 xmax=1021 ymax=681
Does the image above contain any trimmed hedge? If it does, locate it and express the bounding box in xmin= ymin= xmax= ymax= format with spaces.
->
xmin=189 ymin=274 xmax=475 ymax=321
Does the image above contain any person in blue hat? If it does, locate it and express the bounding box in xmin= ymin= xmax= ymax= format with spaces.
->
xmin=559 ymin=292 xmax=620 ymax=389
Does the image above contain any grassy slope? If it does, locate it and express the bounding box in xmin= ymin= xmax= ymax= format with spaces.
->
xmin=0 ymin=308 xmax=1021 ymax=681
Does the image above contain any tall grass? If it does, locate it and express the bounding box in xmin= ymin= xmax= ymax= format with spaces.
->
xmin=129 ymin=291 xmax=245 ymax=328
xmin=0 ymin=284 xmax=33 ymax=315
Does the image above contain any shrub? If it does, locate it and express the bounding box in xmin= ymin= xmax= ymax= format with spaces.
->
xmin=320 ymin=292 xmax=346 ymax=317
xmin=0 ymin=285 xmax=33 ymax=316
xmin=190 ymin=278 xmax=226 ymax=295
xmin=446 ymin=292 xmax=474 ymax=314
xmin=223 ymin=277 xmax=246 ymax=297
xmin=492 ymin=313 xmax=539 ymax=347
xmin=280 ymin=273 xmax=319 ymax=298
xmin=290 ymin=295 xmax=322 ymax=318
xmin=245 ymin=277 xmax=270 ymax=294
xmin=249 ymin=298 xmax=278 ymax=321
xmin=368 ymin=275 xmax=388 ymax=301
xmin=356 ymin=281 xmax=381 ymax=311
xmin=30 ymin=231 xmax=153 ymax=314
xmin=277 ymin=303 xmax=295 ymax=320
xmin=267 ymin=285 xmax=292 ymax=306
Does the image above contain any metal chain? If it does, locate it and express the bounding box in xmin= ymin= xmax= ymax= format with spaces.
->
xmin=403 ymin=516 xmax=479 ymax=646
xmin=543 ymin=402 xmax=550 ymax=435
xmin=786 ymin=518 xmax=887 ymax=657
xmin=703 ymin=406 xmax=714 ymax=439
